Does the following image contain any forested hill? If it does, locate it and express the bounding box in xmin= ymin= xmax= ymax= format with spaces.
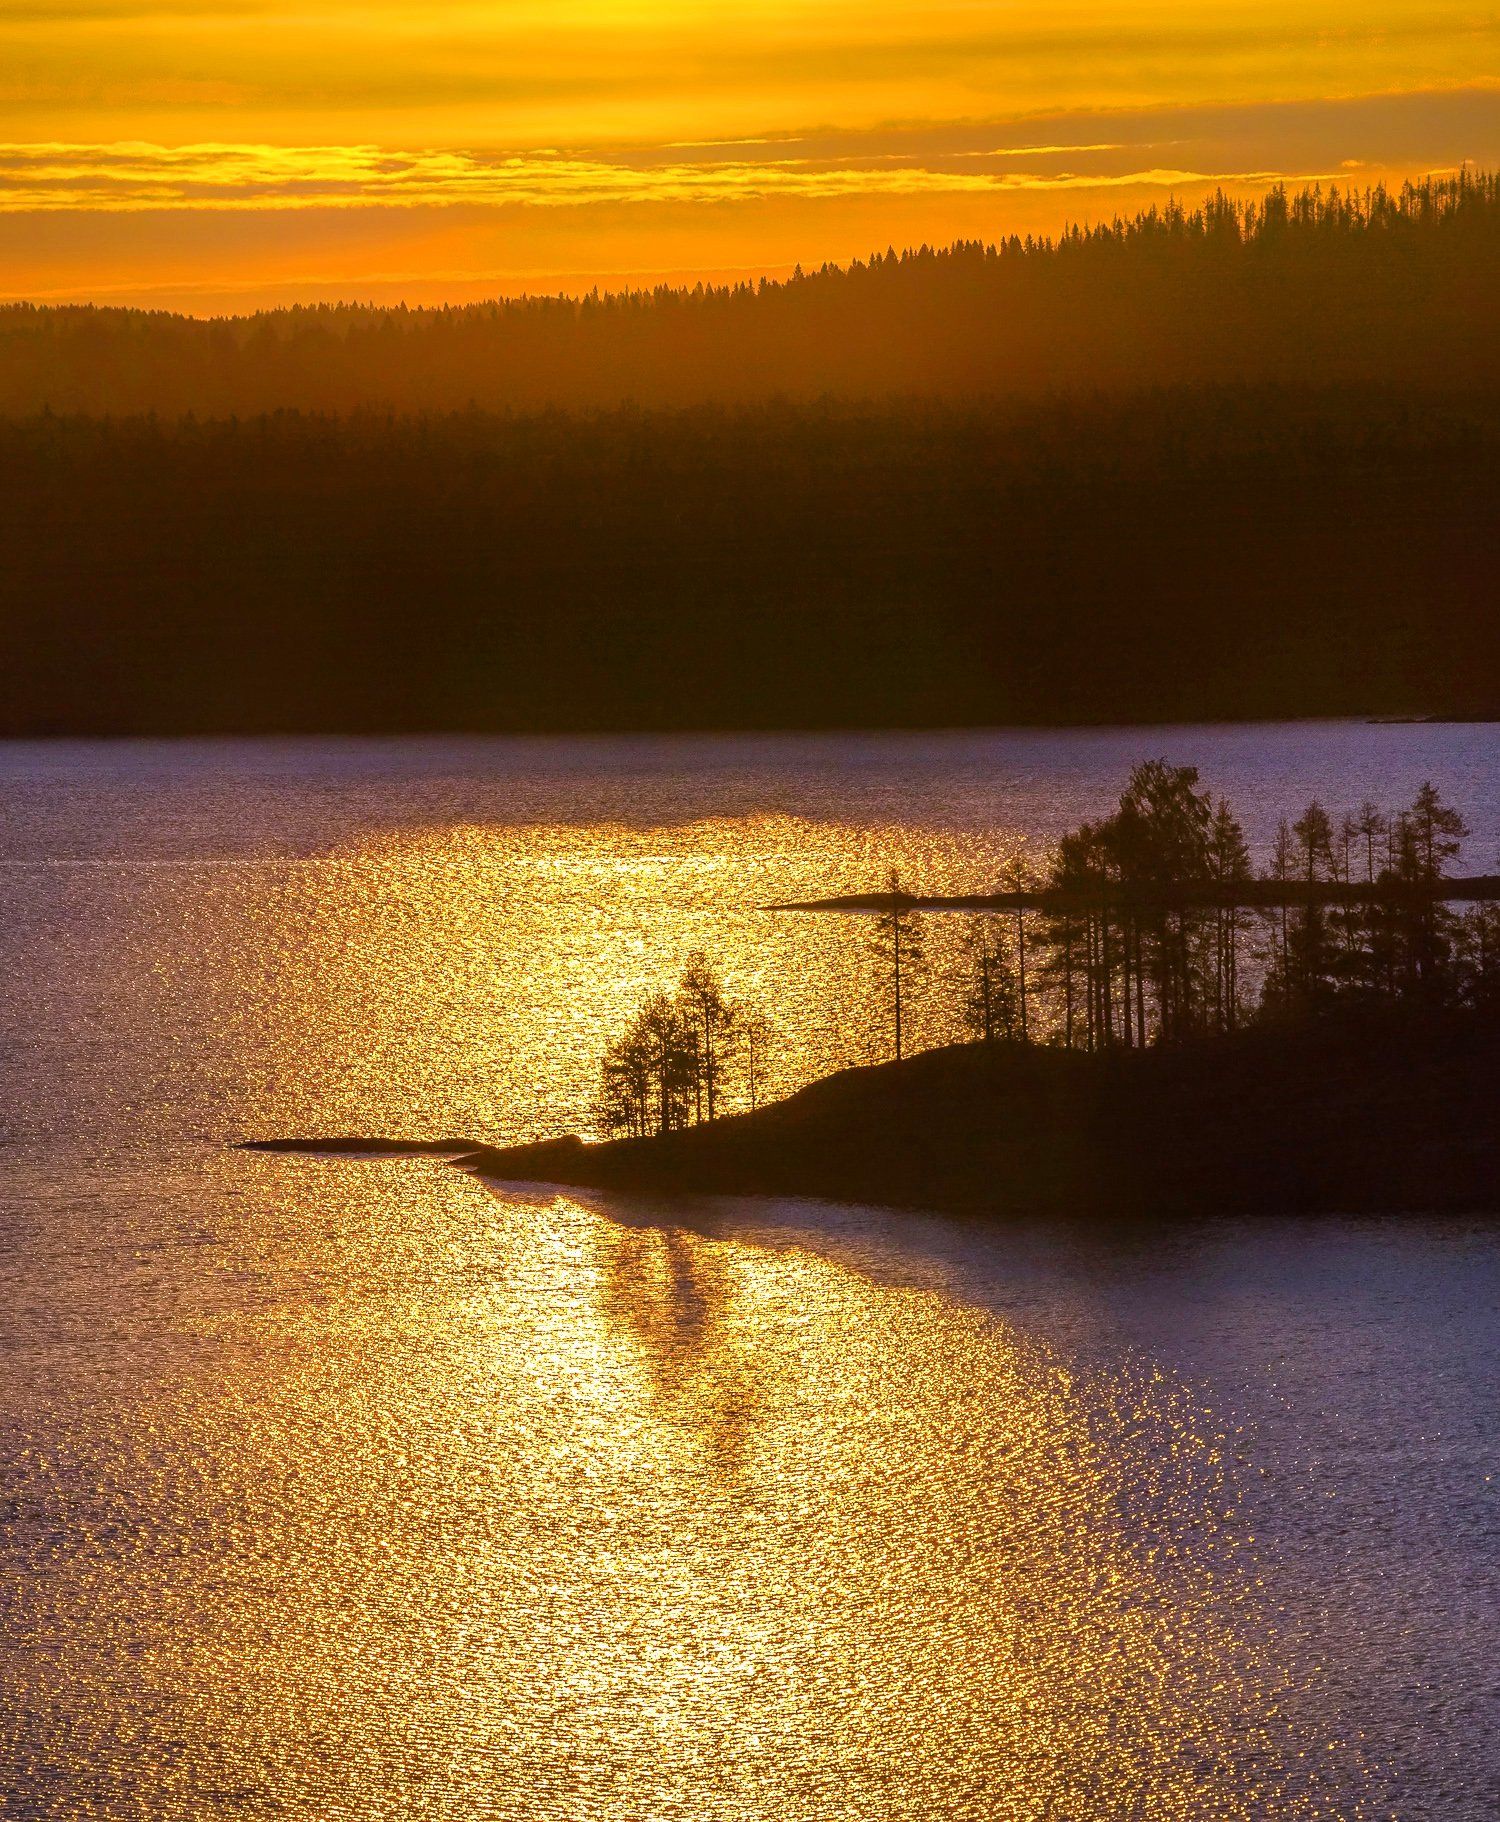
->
xmin=2 ymin=387 xmax=1497 ymax=734
xmin=3 ymin=174 xmax=1497 ymax=735
xmin=3 ymin=176 xmax=1498 ymax=415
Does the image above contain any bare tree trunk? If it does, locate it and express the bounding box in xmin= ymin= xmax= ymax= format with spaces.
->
xmin=1015 ymin=911 xmax=1028 ymax=1042
xmin=1135 ymin=925 xmax=1147 ymax=1044
xmin=893 ymin=915 xmax=903 ymax=1062
xmin=1121 ymin=914 xmax=1134 ymax=1048
xmin=1100 ymin=909 xmax=1113 ymax=1045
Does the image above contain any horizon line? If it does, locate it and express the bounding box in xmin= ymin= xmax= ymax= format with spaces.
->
xmin=0 ymin=164 xmax=1483 ymax=323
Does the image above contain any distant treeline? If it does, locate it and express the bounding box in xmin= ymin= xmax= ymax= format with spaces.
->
xmin=2 ymin=176 xmax=1497 ymax=416
xmin=1 ymin=385 xmax=1497 ymax=733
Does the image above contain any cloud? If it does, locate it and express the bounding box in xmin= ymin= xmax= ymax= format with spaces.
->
xmin=1 ymin=84 xmax=1495 ymax=213
xmin=0 ymin=139 xmax=1331 ymax=211
xmin=2 ymin=3 xmax=1496 ymax=135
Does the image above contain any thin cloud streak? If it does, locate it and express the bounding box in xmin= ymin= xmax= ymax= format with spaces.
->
xmin=0 ymin=140 xmax=1356 ymax=211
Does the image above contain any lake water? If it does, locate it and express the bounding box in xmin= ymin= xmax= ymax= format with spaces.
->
xmin=1 ymin=726 xmax=1497 ymax=1818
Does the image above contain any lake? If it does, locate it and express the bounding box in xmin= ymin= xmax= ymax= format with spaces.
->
xmin=1 ymin=726 xmax=1497 ymax=1818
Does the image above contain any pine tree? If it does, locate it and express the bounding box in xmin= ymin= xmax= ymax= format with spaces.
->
xmin=869 ymin=867 xmax=927 ymax=1061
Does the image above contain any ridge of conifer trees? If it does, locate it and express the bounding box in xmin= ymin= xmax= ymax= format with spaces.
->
xmin=3 ymin=173 xmax=1496 ymax=416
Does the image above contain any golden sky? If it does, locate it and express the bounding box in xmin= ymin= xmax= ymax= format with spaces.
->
xmin=1 ymin=1 xmax=1496 ymax=310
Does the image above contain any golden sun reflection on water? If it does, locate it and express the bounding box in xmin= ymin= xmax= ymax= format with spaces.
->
xmin=7 ymin=735 xmax=1493 ymax=1816
xmin=209 ymin=814 xmax=1026 ymax=1146
xmin=2 ymin=1151 xmax=1320 ymax=1819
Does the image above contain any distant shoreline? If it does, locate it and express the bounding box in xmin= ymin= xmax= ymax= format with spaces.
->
xmin=4 ymin=713 xmax=1499 ymax=744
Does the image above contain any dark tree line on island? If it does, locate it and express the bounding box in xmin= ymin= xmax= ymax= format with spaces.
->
xmin=596 ymin=768 xmax=1496 ymax=1137
xmin=886 ymin=767 xmax=1500 ymax=1056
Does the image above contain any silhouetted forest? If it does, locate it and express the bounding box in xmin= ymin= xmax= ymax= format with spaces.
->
xmin=966 ymin=768 xmax=1498 ymax=1047
xmin=598 ymin=769 xmax=1497 ymax=1142
xmin=3 ymin=174 xmax=1497 ymax=733
xmin=3 ymin=177 xmax=1496 ymax=414
xmin=2 ymin=385 xmax=1497 ymax=732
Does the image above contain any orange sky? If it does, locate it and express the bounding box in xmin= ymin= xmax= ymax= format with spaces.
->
xmin=0 ymin=2 xmax=1496 ymax=311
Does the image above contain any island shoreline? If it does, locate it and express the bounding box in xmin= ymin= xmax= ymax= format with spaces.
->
xmin=242 ymin=1008 xmax=1500 ymax=1221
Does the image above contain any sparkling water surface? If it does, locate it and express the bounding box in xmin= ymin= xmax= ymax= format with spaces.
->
xmin=1 ymin=727 xmax=1497 ymax=1818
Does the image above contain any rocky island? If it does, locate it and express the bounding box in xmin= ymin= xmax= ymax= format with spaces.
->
xmin=246 ymin=1005 xmax=1500 ymax=1219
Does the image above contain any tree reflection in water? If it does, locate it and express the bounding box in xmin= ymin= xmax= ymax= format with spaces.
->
xmin=593 ymin=1217 xmax=766 ymax=1482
